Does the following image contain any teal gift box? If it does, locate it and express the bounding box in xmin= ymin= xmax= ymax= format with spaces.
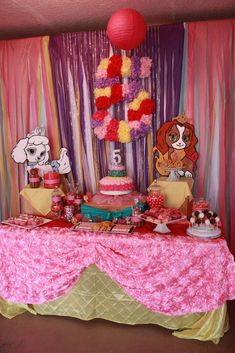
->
xmin=81 ymin=203 xmax=146 ymax=221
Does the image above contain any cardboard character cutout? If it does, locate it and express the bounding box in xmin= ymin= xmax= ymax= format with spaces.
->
xmin=154 ymin=115 xmax=198 ymax=177
xmin=11 ymin=127 xmax=71 ymax=177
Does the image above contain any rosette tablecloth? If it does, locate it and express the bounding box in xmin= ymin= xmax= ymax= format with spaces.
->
xmin=0 ymin=223 xmax=234 ymax=343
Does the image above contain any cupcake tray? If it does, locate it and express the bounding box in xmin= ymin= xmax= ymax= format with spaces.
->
xmin=72 ymin=222 xmax=134 ymax=234
xmin=1 ymin=217 xmax=53 ymax=230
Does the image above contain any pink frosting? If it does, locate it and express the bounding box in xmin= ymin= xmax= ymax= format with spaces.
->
xmin=108 ymin=164 xmax=125 ymax=171
xmin=0 ymin=225 xmax=235 ymax=316
xmin=100 ymin=176 xmax=133 ymax=191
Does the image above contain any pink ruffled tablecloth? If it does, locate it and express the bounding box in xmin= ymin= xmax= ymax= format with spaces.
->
xmin=0 ymin=224 xmax=235 ymax=316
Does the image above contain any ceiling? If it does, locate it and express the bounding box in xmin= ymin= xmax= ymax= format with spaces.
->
xmin=0 ymin=0 xmax=235 ymax=40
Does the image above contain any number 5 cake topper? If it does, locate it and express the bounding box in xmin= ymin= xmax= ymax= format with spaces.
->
xmin=112 ymin=149 xmax=122 ymax=165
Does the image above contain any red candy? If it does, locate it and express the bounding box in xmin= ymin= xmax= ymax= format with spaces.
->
xmin=146 ymin=192 xmax=165 ymax=209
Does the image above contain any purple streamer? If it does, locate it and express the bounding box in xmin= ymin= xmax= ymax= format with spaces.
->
xmin=96 ymin=77 xmax=120 ymax=88
xmin=131 ymin=56 xmax=141 ymax=79
xmin=48 ymin=24 xmax=184 ymax=192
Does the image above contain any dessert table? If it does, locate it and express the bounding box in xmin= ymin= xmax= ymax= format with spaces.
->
xmin=0 ymin=220 xmax=234 ymax=343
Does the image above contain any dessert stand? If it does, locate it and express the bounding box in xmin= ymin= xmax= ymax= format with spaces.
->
xmin=139 ymin=215 xmax=186 ymax=233
xmin=165 ymin=167 xmax=183 ymax=181
xmin=187 ymin=225 xmax=221 ymax=238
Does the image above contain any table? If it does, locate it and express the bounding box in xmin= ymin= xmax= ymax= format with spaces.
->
xmin=0 ymin=221 xmax=234 ymax=343
xmin=148 ymin=177 xmax=193 ymax=214
xmin=20 ymin=185 xmax=65 ymax=216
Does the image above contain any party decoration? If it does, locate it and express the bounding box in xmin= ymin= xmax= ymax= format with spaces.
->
xmin=92 ymin=55 xmax=155 ymax=143
xmin=107 ymin=8 xmax=147 ymax=50
xmin=11 ymin=127 xmax=71 ymax=177
xmin=154 ymin=115 xmax=198 ymax=177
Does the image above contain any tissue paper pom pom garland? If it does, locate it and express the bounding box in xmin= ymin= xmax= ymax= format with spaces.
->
xmin=92 ymin=55 xmax=155 ymax=143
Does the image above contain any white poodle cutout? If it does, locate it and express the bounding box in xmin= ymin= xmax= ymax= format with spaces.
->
xmin=11 ymin=127 xmax=71 ymax=177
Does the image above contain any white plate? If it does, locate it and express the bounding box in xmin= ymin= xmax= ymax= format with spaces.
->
xmin=187 ymin=227 xmax=221 ymax=239
xmin=1 ymin=217 xmax=52 ymax=230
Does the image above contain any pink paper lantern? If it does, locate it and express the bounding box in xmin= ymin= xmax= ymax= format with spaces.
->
xmin=107 ymin=8 xmax=147 ymax=50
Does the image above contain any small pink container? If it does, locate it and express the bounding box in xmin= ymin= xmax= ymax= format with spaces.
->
xmin=44 ymin=172 xmax=60 ymax=189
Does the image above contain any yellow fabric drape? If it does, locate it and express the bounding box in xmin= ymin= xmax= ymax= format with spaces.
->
xmin=20 ymin=185 xmax=65 ymax=216
xmin=0 ymin=265 xmax=228 ymax=344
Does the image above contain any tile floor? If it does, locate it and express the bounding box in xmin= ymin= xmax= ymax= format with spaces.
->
xmin=0 ymin=301 xmax=234 ymax=353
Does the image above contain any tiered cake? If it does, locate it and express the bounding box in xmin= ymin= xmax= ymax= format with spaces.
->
xmin=100 ymin=164 xmax=134 ymax=195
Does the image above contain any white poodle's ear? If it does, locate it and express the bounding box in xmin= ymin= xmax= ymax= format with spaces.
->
xmin=11 ymin=138 xmax=28 ymax=163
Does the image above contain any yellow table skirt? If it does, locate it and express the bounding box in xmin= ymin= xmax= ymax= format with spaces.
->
xmin=20 ymin=185 xmax=65 ymax=216
xmin=0 ymin=265 xmax=228 ymax=344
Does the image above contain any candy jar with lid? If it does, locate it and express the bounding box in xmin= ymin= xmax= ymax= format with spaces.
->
xmin=66 ymin=181 xmax=75 ymax=205
xmin=193 ymin=197 xmax=210 ymax=212
xmin=64 ymin=205 xmax=75 ymax=222
xmin=51 ymin=188 xmax=64 ymax=219
xmin=29 ymin=168 xmax=40 ymax=188
xmin=146 ymin=188 xmax=165 ymax=209
xmin=131 ymin=198 xmax=142 ymax=226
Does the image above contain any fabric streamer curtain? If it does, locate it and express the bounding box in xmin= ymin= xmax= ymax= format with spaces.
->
xmin=48 ymin=24 xmax=184 ymax=193
xmin=180 ymin=19 xmax=235 ymax=254
xmin=0 ymin=37 xmax=61 ymax=220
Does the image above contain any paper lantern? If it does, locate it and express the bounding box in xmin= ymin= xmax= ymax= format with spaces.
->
xmin=107 ymin=8 xmax=147 ymax=50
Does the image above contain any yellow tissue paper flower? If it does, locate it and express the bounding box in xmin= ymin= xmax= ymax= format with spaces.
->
xmin=94 ymin=87 xmax=111 ymax=98
xmin=98 ymin=58 xmax=110 ymax=70
xmin=137 ymin=90 xmax=150 ymax=102
xmin=129 ymin=99 xmax=141 ymax=111
xmin=118 ymin=121 xmax=131 ymax=143
xmin=121 ymin=57 xmax=132 ymax=77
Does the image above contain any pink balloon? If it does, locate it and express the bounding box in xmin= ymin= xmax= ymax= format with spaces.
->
xmin=107 ymin=8 xmax=147 ymax=50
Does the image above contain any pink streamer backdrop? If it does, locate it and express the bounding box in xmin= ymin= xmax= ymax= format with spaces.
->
xmin=0 ymin=225 xmax=235 ymax=316
xmin=183 ymin=20 xmax=235 ymax=254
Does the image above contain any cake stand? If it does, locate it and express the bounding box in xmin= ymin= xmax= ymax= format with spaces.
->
xmin=187 ymin=226 xmax=221 ymax=238
xmin=164 ymin=167 xmax=183 ymax=181
xmin=139 ymin=215 xmax=186 ymax=233
xmin=100 ymin=190 xmax=132 ymax=196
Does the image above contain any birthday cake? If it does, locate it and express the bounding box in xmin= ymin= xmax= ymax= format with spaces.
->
xmin=100 ymin=165 xmax=134 ymax=195
xmin=187 ymin=209 xmax=221 ymax=238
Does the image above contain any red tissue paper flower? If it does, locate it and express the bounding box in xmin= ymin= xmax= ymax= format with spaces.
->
xmin=104 ymin=118 xmax=119 ymax=141
xmin=92 ymin=110 xmax=107 ymax=121
xmin=111 ymin=84 xmax=123 ymax=103
xmin=128 ymin=109 xmax=142 ymax=121
xmin=107 ymin=55 xmax=122 ymax=78
xmin=139 ymin=99 xmax=155 ymax=115
xmin=110 ymin=54 xmax=122 ymax=63
xmin=96 ymin=96 xmax=111 ymax=109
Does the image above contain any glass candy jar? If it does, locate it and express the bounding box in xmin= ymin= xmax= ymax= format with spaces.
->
xmin=193 ymin=197 xmax=210 ymax=212
xmin=146 ymin=188 xmax=165 ymax=209
xmin=29 ymin=168 xmax=40 ymax=188
xmin=51 ymin=189 xmax=64 ymax=219
xmin=131 ymin=198 xmax=143 ymax=227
